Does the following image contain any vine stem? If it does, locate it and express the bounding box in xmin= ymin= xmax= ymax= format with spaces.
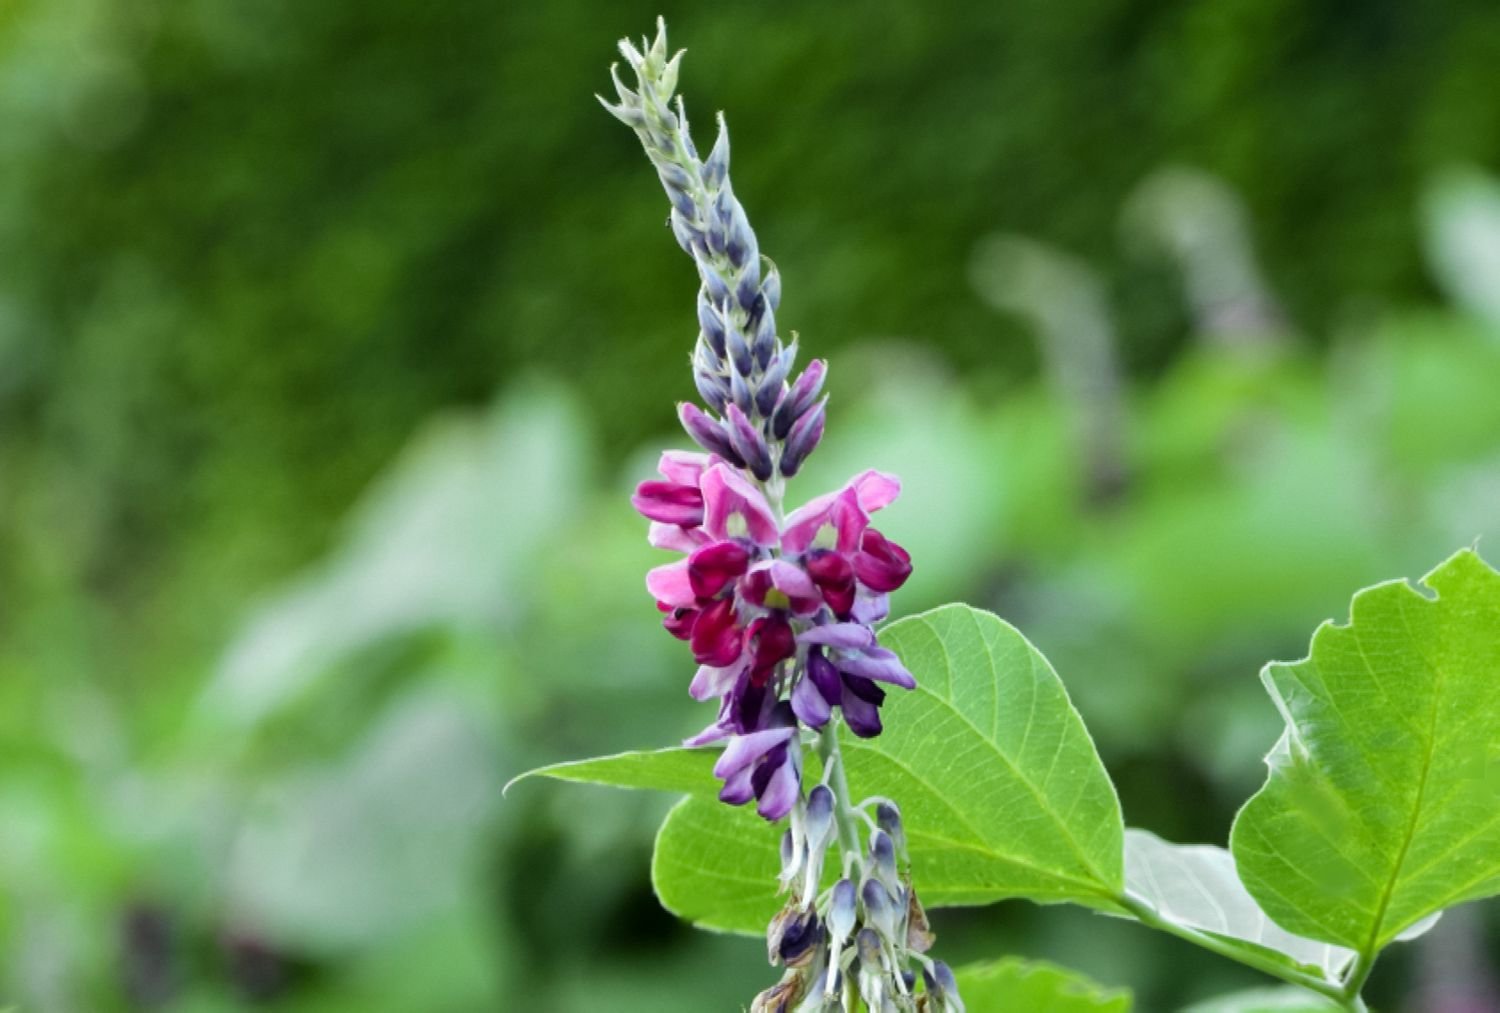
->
xmin=1116 ymin=891 xmax=1352 ymax=1005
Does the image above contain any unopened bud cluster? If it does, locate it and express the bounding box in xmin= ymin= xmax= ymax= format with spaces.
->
xmin=753 ymin=796 xmax=965 ymax=1012
xmin=603 ymin=19 xmax=827 ymax=479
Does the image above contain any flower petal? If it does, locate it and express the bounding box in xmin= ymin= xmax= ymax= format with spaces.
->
xmin=658 ymin=449 xmax=712 ymax=485
xmin=688 ymin=540 xmax=751 ymax=599
xmin=632 ymin=480 xmax=704 ymax=526
xmin=713 ymin=725 xmax=796 ymax=780
xmin=792 ymin=671 xmax=831 ymax=728
xmin=700 ymin=463 xmax=779 ymax=547
xmin=648 ymin=521 xmax=708 ymax=553
xmin=690 ymin=661 xmax=744 ymax=702
xmin=646 ymin=560 xmax=696 ymax=608
xmin=836 ymin=647 xmax=916 ymax=689
xmin=798 ymin=622 xmax=877 ymax=650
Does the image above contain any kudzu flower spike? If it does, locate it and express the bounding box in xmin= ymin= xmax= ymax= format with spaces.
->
xmin=610 ymin=19 xmax=961 ymax=1011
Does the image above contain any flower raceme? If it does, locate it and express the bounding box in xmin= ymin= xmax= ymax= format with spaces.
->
xmin=607 ymin=19 xmax=968 ymax=1011
xmin=633 ymin=453 xmax=915 ymax=819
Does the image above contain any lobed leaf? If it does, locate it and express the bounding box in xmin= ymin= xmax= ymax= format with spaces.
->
xmin=1230 ymin=548 xmax=1500 ymax=954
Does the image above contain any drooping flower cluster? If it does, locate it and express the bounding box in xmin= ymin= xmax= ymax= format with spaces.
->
xmin=754 ymin=794 xmax=965 ymax=1012
xmin=634 ymin=455 xmax=914 ymax=818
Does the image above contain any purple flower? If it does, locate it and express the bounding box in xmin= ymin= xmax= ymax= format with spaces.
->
xmin=634 ymin=455 xmax=917 ymax=819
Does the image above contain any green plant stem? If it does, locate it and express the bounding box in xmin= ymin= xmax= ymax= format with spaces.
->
xmin=1339 ymin=952 xmax=1377 ymax=1011
xmin=1116 ymin=891 xmax=1348 ymax=1004
xmin=817 ymin=723 xmax=864 ymax=864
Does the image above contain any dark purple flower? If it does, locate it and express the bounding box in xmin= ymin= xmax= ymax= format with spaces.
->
xmin=688 ymin=540 xmax=751 ymax=599
xmin=632 ymin=480 xmax=704 ymax=526
xmin=853 ymin=528 xmax=912 ymax=593
xmin=691 ymin=597 xmax=744 ymax=667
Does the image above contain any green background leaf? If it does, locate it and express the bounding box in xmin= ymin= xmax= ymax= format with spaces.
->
xmin=1231 ymin=548 xmax=1500 ymax=953
xmin=1178 ymin=986 xmax=1339 ymax=1012
xmin=953 ymin=957 xmax=1132 ymax=1011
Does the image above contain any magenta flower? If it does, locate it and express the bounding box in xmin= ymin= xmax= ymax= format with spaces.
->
xmin=634 ymin=458 xmax=915 ymax=818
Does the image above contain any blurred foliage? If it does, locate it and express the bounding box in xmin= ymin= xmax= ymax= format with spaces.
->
xmin=2 ymin=0 xmax=1500 ymax=1010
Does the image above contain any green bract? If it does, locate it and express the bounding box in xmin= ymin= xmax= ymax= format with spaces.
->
xmin=1231 ymin=548 xmax=1500 ymax=954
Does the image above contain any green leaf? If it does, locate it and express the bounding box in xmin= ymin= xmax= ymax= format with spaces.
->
xmin=851 ymin=605 xmax=1124 ymax=905
xmin=503 ymin=747 xmax=719 ymax=800
xmin=1231 ymin=548 xmax=1500 ymax=953
xmin=1179 ymin=987 xmax=1339 ymax=1012
xmin=953 ymin=958 xmax=1131 ymax=1011
xmin=652 ymin=796 xmax=789 ymax=933
xmin=654 ymin=604 xmax=1124 ymax=933
xmin=1124 ymin=829 xmax=1352 ymax=979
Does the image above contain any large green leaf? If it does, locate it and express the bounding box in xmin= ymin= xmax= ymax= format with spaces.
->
xmin=1231 ymin=548 xmax=1500 ymax=953
xmin=652 ymin=796 xmax=789 ymax=933
xmin=514 ymin=604 xmax=1124 ymax=935
xmin=658 ymin=605 xmax=1123 ymax=932
xmin=953 ymin=958 xmax=1131 ymax=1011
xmin=848 ymin=605 xmax=1124 ymax=905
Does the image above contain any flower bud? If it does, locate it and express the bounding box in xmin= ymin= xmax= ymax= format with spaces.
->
xmin=762 ymin=261 xmax=782 ymax=312
xmin=678 ymin=402 xmax=743 ymax=465
xmin=693 ymin=363 xmax=729 ymax=415
xmin=726 ymin=403 xmax=773 ymax=480
xmin=779 ymin=397 xmax=826 ymax=477
xmin=730 ymin=368 xmax=756 ymax=416
xmin=755 ymin=345 xmax=791 ymax=417
xmin=703 ymin=114 xmax=730 ymax=190
xmin=697 ymin=289 xmax=727 ymax=357
xmin=922 ymin=961 xmax=963 ymax=1012
xmin=804 ymin=785 xmax=835 ymax=853
xmin=725 ymin=196 xmax=756 ymax=269
xmin=860 ymin=878 xmax=898 ymax=942
xmin=875 ymin=801 xmax=907 ymax=861
xmin=869 ymin=829 xmax=898 ymax=890
xmin=751 ymin=302 xmax=777 ymax=370
xmin=725 ymin=320 xmax=754 ymax=376
xmin=828 ymin=879 xmax=857 ymax=943
xmin=772 ymin=359 xmax=826 ymax=439
xmin=702 ymin=263 xmax=732 ymax=305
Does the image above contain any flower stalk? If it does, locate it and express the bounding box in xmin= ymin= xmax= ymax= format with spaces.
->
xmin=610 ymin=19 xmax=962 ymax=1010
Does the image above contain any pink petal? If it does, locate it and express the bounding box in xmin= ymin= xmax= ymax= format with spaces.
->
xmin=852 ymin=470 xmax=901 ymax=512
xmin=648 ymin=522 xmax=709 ymax=553
xmin=658 ymin=449 xmax=712 ymax=485
xmin=701 ymin=463 xmax=779 ymax=547
xmin=645 ymin=560 xmax=696 ymax=608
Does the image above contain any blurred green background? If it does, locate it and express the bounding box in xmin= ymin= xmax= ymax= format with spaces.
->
xmin=3 ymin=0 xmax=1500 ymax=1009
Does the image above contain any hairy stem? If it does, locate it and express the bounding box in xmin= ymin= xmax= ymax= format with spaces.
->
xmin=1117 ymin=891 xmax=1347 ymax=1004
